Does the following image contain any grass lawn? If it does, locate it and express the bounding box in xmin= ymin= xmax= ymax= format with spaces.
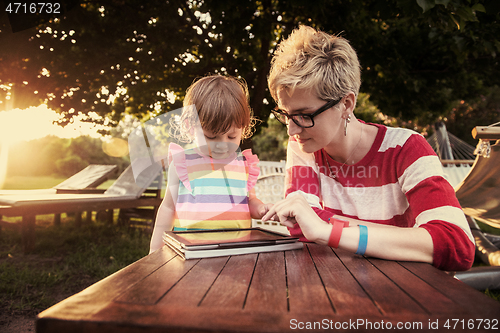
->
xmin=472 ymin=221 xmax=500 ymax=302
xmin=1 ymin=175 xmax=116 ymax=190
xmin=0 ymin=175 xmax=150 ymax=331
xmin=1 ymin=175 xmax=68 ymax=190
xmin=0 ymin=214 xmax=150 ymax=332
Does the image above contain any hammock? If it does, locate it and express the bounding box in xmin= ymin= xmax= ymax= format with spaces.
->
xmin=455 ymin=139 xmax=500 ymax=229
xmin=426 ymin=122 xmax=475 ymax=188
xmin=426 ymin=122 xmax=476 ymax=161
xmin=445 ymin=123 xmax=500 ymax=290
xmin=428 ymin=123 xmax=500 ymax=290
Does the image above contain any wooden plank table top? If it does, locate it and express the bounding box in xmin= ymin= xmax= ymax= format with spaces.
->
xmin=36 ymin=244 xmax=500 ymax=333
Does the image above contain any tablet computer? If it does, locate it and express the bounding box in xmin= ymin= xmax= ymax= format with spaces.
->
xmin=163 ymin=228 xmax=299 ymax=251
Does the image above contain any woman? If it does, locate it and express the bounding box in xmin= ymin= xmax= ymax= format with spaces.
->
xmin=262 ymin=25 xmax=474 ymax=271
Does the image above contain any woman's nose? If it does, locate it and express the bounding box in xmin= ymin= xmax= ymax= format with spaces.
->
xmin=287 ymin=121 xmax=302 ymax=136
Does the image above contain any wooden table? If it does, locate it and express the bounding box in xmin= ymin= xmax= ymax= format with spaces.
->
xmin=37 ymin=244 xmax=500 ymax=332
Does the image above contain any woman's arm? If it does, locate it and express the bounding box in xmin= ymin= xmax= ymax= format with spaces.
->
xmin=262 ymin=194 xmax=434 ymax=264
xmin=149 ymin=163 xmax=179 ymax=254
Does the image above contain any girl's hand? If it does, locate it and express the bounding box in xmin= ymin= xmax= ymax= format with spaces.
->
xmin=262 ymin=194 xmax=331 ymax=244
xmin=256 ymin=203 xmax=274 ymax=219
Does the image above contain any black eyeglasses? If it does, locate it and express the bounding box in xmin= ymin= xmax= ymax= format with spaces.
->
xmin=272 ymin=98 xmax=342 ymax=128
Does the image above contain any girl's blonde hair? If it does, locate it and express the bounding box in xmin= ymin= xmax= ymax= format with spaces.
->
xmin=174 ymin=75 xmax=256 ymax=143
xmin=268 ymin=25 xmax=361 ymax=103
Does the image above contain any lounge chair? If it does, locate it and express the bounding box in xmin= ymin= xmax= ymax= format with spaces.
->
xmin=0 ymin=163 xmax=163 ymax=253
xmin=0 ymin=164 xmax=118 ymax=228
xmin=257 ymin=160 xmax=286 ymax=177
xmin=252 ymin=161 xmax=289 ymax=235
xmin=455 ymin=138 xmax=500 ymax=229
xmin=0 ymin=164 xmax=118 ymax=195
xmin=447 ymin=124 xmax=500 ymax=290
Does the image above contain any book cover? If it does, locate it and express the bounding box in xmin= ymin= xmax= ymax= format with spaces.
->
xmin=163 ymin=228 xmax=303 ymax=259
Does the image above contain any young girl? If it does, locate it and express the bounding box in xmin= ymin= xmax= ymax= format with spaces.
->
xmin=149 ymin=75 xmax=271 ymax=253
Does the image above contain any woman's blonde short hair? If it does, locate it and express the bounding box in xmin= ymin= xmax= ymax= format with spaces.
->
xmin=268 ymin=25 xmax=361 ymax=103
xmin=175 ymin=75 xmax=256 ymax=142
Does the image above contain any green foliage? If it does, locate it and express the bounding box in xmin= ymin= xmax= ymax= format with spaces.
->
xmin=354 ymin=93 xmax=381 ymax=124
xmin=327 ymin=0 xmax=500 ymax=122
xmin=443 ymin=85 xmax=500 ymax=146
xmin=353 ymin=92 xmax=403 ymax=127
xmin=0 ymin=219 xmax=150 ymax=314
xmin=55 ymin=155 xmax=87 ymax=177
xmin=476 ymin=220 xmax=500 ymax=237
xmin=5 ymin=136 xmax=67 ymax=176
xmin=1 ymin=0 xmax=499 ymax=130
xmin=485 ymin=289 xmax=500 ymax=301
xmin=0 ymin=175 xmax=67 ymax=189
xmin=252 ymin=117 xmax=287 ymax=161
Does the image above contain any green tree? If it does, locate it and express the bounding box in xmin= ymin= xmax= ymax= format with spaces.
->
xmin=317 ymin=0 xmax=500 ymax=123
xmin=56 ymin=154 xmax=87 ymax=177
xmin=7 ymin=135 xmax=129 ymax=177
xmin=253 ymin=116 xmax=287 ymax=161
xmin=7 ymin=136 xmax=65 ymax=176
xmin=443 ymin=85 xmax=500 ymax=147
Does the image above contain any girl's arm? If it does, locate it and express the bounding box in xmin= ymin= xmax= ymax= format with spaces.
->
xmin=149 ymin=163 xmax=179 ymax=254
xmin=262 ymin=194 xmax=434 ymax=264
xmin=248 ymin=188 xmax=273 ymax=219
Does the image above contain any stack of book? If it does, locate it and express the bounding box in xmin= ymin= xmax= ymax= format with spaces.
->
xmin=163 ymin=228 xmax=303 ymax=259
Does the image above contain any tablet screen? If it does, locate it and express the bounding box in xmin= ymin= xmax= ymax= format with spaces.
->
xmin=169 ymin=228 xmax=295 ymax=246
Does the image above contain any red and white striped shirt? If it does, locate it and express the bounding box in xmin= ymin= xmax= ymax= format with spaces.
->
xmin=285 ymin=123 xmax=474 ymax=271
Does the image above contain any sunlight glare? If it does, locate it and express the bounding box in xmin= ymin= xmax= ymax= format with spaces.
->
xmin=0 ymin=141 xmax=9 ymax=188
xmin=0 ymin=105 xmax=107 ymax=187
xmin=0 ymin=105 xmax=104 ymax=145
xmin=102 ymin=137 xmax=129 ymax=157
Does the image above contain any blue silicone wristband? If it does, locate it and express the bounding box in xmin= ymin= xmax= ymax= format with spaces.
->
xmin=355 ymin=225 xmax=368 ymax=255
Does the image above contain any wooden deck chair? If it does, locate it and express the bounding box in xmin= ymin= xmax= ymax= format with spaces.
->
xmin=450 ymin=125 xmax=500 ymax=290
xmin=0 ymin=163 xmax=163 ymax=253
xmin=257 ymin=160 xmax=286 ymax=177
xmin=455 ymin=139 xmax=500 ymax=229
xmin=53 ymin=164 xmax=119 ymax=193
xmin=0 ymin=164 xmax=118 ymax=227
xmin=0 ymin=164 xmax=118 ymax=195
xmin=454 ymin=134 xmax=500 ymax=265
xmin=252 ymin=161 xmax=289 ymax=235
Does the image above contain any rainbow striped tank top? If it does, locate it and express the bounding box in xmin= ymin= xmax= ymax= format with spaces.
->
xmin=168 ymin=143 xmax=260 ymax=230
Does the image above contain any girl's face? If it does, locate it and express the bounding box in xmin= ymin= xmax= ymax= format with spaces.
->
xmin=195 ymin=125 xmax=242 ymax=159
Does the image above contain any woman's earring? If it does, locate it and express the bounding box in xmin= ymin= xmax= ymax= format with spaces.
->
xmin=344 ymin=114 xmax=351 ymax=136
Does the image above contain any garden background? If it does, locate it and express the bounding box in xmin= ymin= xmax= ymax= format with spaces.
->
xmin=1 ymin=0 xmax=499 ymax=331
